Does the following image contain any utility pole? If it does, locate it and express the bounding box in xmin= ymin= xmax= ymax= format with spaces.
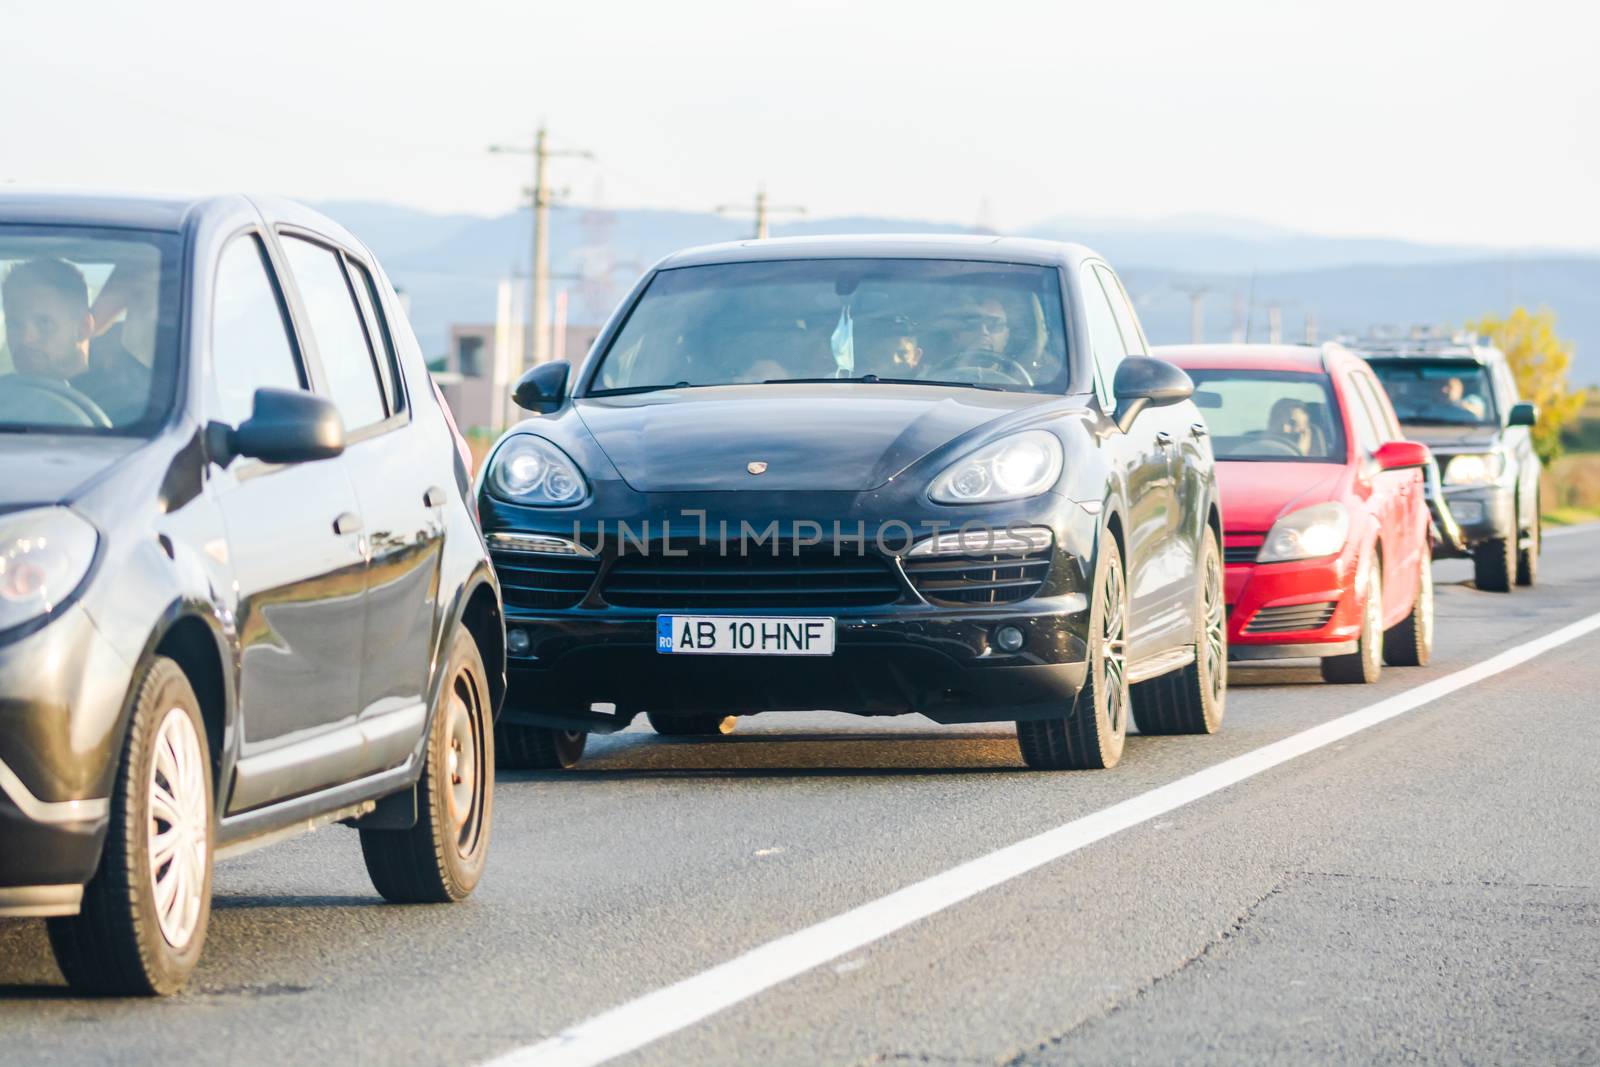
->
xmin=489 ymin=126 xmax=593 ymax=369
xmin=717 ymin=183 xmax=805 ymax=239
xmin=1175 ymin=285 xmax=1209 ymax=344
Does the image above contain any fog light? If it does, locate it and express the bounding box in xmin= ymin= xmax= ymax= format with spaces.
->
xmin=507 ymin=628 xmax=532 ymax=657
xmin=994 ymin=625 xmax=1025 ymax=653
xmin=1449 ymin=500 xmax=1485 ymax=525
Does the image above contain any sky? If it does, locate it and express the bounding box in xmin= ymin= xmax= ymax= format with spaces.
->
xmin=2 ymin=0 xmax=1596 ymax=250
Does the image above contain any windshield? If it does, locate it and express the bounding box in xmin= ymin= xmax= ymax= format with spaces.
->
xmin=589 ymin=258 xmax=1071 ymax=395
xmin=0 ymin=225 xmax=182 ymax=435
xmin=1188 ymin=369 xmax=1347 ymax=463
xmin=1366 ymin=359 xmax=1498 ymax=426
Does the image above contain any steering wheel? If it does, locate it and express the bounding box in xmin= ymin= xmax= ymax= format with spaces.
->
xmin=923 ymin=348 xmax=1036 ymax=388
xmin=1238 ymin=431 xmax=1302 ymax=457
xmin=0 ymin=375 xmax=114 ymax=429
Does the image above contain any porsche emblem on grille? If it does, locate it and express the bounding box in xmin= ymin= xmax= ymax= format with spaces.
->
xmin=747 ymin=461 xmax=768 ymax=475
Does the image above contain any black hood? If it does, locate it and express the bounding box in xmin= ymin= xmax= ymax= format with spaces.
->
xmin=0 ymin=433 xmax=144 ymax=510
xmin=574 ymin=383 xmax=1055 ymax=492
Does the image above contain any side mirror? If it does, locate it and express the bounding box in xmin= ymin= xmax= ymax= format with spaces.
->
xmin=1373 ymin=440 xmax=1430 ymax=472
xmin=1508 ymin=401 xmax=1538 ymax=427
xmin=229 ymin=388 xmax=345 ymax=465
xmin=1112 ymin=356 xmax=1194 ymax=433
xmin=513 ymin=360 xmax=570 ymax=414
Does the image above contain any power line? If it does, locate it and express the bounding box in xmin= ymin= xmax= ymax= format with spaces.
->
xmin=716 ymin=183 xmax=805 ymax=239
xmin=489 ymin=125 xmax=594 ymax=370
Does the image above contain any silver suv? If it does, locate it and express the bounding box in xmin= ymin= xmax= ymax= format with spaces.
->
xmin=1354 ymin=331 xmax=1541 ymax=591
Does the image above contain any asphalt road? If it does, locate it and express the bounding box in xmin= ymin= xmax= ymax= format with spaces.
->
xmin=4 ymin=528 xmax=1600 ymax=1065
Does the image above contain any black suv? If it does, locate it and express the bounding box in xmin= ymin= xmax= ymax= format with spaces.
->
xmin=479 ymin=237 xmax=1226 ymax=772
xmin=1356 ymin=332 xmax=1542 ymax=591
xmin=0 ymin=192 xmax=504 ymax=995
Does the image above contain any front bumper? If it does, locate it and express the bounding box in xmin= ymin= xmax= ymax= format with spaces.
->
xmin=502 ymin=603 xmax=1091 ymax=727
xmin=0 ymin=603 xmax=130 ymax=909
xmin=1223 ymin=539 xmax=1363 ymax=661
xmin=484 ymin=489 xmax=1102 ymax=727
xmin=1436 ymin=484 xmax=1516 ymax=553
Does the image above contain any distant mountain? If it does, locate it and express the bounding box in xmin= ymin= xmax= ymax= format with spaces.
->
xmin=1125 ymin=258 xmax=1600 ymax=384
xmin=311 ymin=201 xmax=1600 ymax=386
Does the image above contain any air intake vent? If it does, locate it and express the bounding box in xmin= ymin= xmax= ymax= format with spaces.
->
xmin=1243 ymin=601 xmax=1337 ymax=634
xmin=1223 ymin=544 xmax=1260 ymax=565
xmin=602 ymin=549 xmax=902 ymax=610
xmin=904 ymin=550 xmax=1052 ymax=606
xmin=491 ymin=551 xmax=600 ymax=610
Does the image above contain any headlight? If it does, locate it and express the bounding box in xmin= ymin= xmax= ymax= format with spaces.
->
xmin=1257 ymin=502 xmax=1349 ymax=563
xmin=929 ymin=430 xmax=1064 ymax=504
xmin=0 ymin=507 xmax=99 ymax=632
xmin=1443 ymin=453 xmax=1505 ymax=486
xmin=487 ymin=434 xmax=589 ymax=507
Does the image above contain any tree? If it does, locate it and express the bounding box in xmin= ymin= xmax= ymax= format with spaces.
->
xmin=1468 ymin=307 xmax=1585 ymax=464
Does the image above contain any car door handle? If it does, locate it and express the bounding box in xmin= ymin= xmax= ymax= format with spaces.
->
xmin=1155 ymin=430 xmax=1175 ymax=448
xmin=424 ymin=485 xmax=447 ymax=509
xmin=333 ymin=512 xmax=363 ymax=536
xmin=1190 ymin=422 xmax=1209 ymax=439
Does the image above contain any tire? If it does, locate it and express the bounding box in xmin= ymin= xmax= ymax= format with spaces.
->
xmin=1473 ymin=534 xmax=1516 ymax=593
xmin=360 ymin=628 xmax=494 ymax=904
xmin=1516 ymin=501 xmax=1540 ymax=587
xmin=1017 ymin=533 xmax=1129 ymax=770
xmin=1321 ymin=563 xmax=1384 ymax=684
xmin=47 ymin=657 xmax=213 ymax=996
xmin=495 ymin=722 xmax=587 ymax=769
xmin=647 ymin=712 xmax=737 ymax=736
xmin=1133 ymin=528 xmax=1226 ymax=735
xmin=1385 ymin=545 xmax=1434 ymax=667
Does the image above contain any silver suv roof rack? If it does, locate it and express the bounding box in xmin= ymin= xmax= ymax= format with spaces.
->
xmin=1338 ymin=326 xmax=1499 ymax=361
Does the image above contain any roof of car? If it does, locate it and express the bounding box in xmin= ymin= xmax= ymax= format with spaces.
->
xmin=654 ymin=234 xmax=1100 ymax=270
xmin=1155 ymin=343 xmax=1340 ymax=374
xmin=0 ymin=188 xmax=239 ymax=231
xmin=0 ymin=189 xmax=365 ymax=253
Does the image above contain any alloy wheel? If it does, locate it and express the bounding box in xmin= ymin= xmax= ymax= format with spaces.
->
xmin=1202 ymin=550 xmax=1227 ymax=703
xmin=1102 ymin=558 xmax=1128 ymax=734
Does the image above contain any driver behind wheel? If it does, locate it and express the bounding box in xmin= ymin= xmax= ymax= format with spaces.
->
xmin=0 ymin=257 xmax=125 ymax=425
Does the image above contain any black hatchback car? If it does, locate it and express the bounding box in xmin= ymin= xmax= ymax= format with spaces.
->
xmin=0 ymin=192 xmax=504 ymax=995
xmin=479 ymin=236 xmax=1226 ymax=772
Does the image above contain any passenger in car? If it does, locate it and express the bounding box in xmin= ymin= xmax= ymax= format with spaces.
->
xmin=87 ymin=263 xmax=158 ymax=424
xmin=0 ymin=257 xmax=147 ymax=425
xmin=1265 ymin=398 xmax=1321 ymax=456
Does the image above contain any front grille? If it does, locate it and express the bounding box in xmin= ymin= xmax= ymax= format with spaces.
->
xmin=1224 ymin=544 xmax=1261 ymax=565
xmin=491 ymin=550 xmax=601 ymax=610
xmin=904 ymin=549 xmax=1052 ymax=605
xmin=1243 ymin=601 xmax=1337 ymax=634
xmin=601 ymin=549 xmax=902 ymax=610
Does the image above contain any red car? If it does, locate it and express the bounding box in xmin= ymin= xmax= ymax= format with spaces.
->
xmin=1159 ymin=344 xmax=1433 ymax=683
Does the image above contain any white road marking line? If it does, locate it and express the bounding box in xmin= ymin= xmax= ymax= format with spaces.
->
xmin=485 ymin=610 xmax=1600 ymax=1067
xmin=1544 ymin=522 xmax=1600 ymax=540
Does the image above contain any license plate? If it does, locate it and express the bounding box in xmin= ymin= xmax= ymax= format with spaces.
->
xmin=656 ymin=615 xmax=835 ymax=656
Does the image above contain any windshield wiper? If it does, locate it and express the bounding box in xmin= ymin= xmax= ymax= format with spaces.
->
xmin=586 ymin=381 xmax=695 ymax=398
xmin=763 ymin=375 xmax=1004 ymax=392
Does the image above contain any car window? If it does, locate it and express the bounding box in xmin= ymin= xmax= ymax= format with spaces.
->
xmin=1353 ymin=373 xmax=1401 ymax=442
xmin=1344 ymin=374 xmax=1385 ymax=453
xmin=1079 ymin=266 xmax=1129 ymax=404
xmin=344 ymin=255 xmax=405 ymax=416
xmin=1366 ymin=359 xmax=1498 ymax=426
xmin=279 ymin=235 xmax=388 ymax=431
xmin=589 ymin=259 xmax=1071 ymax=395
xmin=1094 ymin=265 xmax=1147 ymax=357
xmin=0 ymin=225 xmax=182 ymax=435
xmin=211 ymin=234 xmax=305 ymax=427
xmin=1186 ymin=369 xmax=1346 ymax=462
